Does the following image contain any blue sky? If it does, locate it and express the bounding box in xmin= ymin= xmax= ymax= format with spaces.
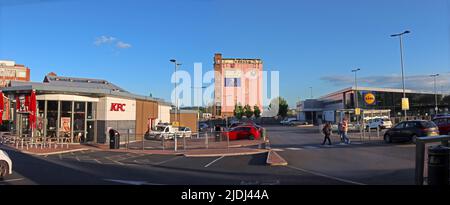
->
xmin=0 ymin=0 xmax=449 ymax=108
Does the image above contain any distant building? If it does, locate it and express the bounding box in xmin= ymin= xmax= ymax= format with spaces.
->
xmin=0 ymin=60 xmax=31 ymax=87
xmin=297 ymin=86 xmax=450 ymax=124
xmin=213 ymin=53 xmax=263 ymax=118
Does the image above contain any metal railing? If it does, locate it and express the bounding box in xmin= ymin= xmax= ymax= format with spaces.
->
xmin=415 ymin=135 xmax=450 ymax=185
xmin=119 ymin=129 xmax=267 ymax=152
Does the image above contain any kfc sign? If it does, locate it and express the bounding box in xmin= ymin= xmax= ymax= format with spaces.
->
xmin=110 ymin=103 xmax=126 ymax=112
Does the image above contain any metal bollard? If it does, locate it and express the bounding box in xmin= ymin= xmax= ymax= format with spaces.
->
xmin=427 ymin=145 xmax=449 ymax=185
xmin=162 ymin=134 xmax=165 ymax=150
xmin=206 ymin=131 xmax=209 ymax=149
xmin=174 ymin=133 xmax=178 ymax=151
xmin=183 ymin=133 xmax=186 ymax=151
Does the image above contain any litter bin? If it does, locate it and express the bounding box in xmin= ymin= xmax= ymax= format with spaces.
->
xmin=427 ymin=145 xmax=449 ymax=185
xmin=109 ymin=129 xmax=120 ymax=149
xmin=215 ymin=125 xmax=221 ymax=142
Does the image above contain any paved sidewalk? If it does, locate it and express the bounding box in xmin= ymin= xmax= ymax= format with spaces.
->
xmin=1 ymin=141 xmax=269 ymax=158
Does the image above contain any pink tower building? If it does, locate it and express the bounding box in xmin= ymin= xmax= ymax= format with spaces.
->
xmin=213 ymin=53 xmax=263 ymax=118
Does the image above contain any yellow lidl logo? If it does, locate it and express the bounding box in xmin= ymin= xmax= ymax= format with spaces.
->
xmin=364 ymin=93 xmax=376 ymax=105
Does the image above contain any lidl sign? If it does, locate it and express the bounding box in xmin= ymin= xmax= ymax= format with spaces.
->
xmin=364 ymin=92 xmax=376 ymax=105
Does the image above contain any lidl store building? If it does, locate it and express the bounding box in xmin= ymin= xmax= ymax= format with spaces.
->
xmin=297 ymin=86 xmax=450 ymax=124
xmin=0 ymin=74 xmax=174 ymax=144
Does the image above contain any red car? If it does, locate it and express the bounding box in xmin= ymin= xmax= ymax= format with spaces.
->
xmin=225 ymin=126 xmax=261 ymax=141
xmin=432 ymin=116 xmax=450 ymax=135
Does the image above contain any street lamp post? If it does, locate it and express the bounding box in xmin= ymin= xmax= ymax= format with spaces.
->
xmin=309 ymin=87 xmax=313 ymax=125
xmin=170 ymin=59 xmax=181 ymax=151
xmin=352 ymin=68 xmax=361 ymax=128
xmin=391 ymin=30 xmax=411 ymax=121
xmin=351 ymin=68 xmax=361 ymax=109
xmin=430 ymin=74 xmax=440 ymax=115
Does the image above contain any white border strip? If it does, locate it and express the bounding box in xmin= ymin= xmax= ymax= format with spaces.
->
xmin=204 ymin=156 xmax=225 ymax=168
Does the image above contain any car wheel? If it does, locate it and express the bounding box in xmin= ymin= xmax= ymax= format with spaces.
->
xmin=249 ymin=135 xmax=255 ymax=140
xmin=0 ymin=160 xmax=9 ymax=179
xmin=411 ymin=135 xmax=418 ymax=144
xmin=384 ymin=134 xmax=392 ymax=143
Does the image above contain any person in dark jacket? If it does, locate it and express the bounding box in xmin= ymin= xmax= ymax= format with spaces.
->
xmin=321 ymin=122 xmax=332 ymax=145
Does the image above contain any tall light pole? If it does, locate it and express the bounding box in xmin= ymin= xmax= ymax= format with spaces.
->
xmin=352 ymin=68 xmax=361 ymax=128
xmin=170 ymin=59 xmax=181 ymax=126
xmin=309 ymin=87 xmax=313 ymax=99
xmin=351 ymin=68 xmax=361 ymax=109
xmin=391 ymin=30 xmax=410 ymax=121
xmin=430 ymin=74 xmax=440 ymax=115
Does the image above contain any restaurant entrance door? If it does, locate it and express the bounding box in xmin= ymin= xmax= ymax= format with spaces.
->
xmin=17 ymin=112 xmax=31 ymax=138
xmin=86 ymin=121 xmax=95 ymax=143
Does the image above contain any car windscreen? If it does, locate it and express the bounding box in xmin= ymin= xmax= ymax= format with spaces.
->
xmin=155 ymin=126 xmax=166 ymax=131
xmin=420 ymin=121 xmax=437 ymax=128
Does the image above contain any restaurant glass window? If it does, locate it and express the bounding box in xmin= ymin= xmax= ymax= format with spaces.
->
xmin=46 ymin=101 xmax=58 ymax=138
xmin=60 ymin=101 xmax=72 ymax=138
xmin=37 ymin=100 xmax=46 ymax=137
xmin=87 ymin=102 xmax=96 ymax=120
xmin=73 ymin=102 xmax=86 ymax=143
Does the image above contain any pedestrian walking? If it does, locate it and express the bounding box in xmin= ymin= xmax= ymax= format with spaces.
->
xmin=342 ymin=118 xmax=351 ymax=144
xmin=338 ymin=121 xmax=343 ymax=143
xmin=321 ymin=122 xmax=332 ymax=145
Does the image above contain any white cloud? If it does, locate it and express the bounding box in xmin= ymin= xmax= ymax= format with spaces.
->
xmin=116 ymin=41 xmax=132 ymax=49
xmin=94 ymin=36 xmax=117 ymax=46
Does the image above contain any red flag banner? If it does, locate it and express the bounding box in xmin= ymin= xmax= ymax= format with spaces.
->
xmin=0 ymin=91 xmax=3 ymax=124
xmin=29 ymin=90 xmax=37 ymax=129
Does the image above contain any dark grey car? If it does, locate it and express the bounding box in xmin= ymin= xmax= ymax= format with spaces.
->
xmin=383 ymin=120 xmax=439 ymax=143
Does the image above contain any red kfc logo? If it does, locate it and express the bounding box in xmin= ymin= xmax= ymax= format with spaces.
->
xmin=110 ymin=103 xmax=126 ymax=112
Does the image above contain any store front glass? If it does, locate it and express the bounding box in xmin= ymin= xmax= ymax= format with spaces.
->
xmin=60 ymin=101 xmax=72 ymax=141
xmin=46 ymin=101 xmax=58 ymax=138
xmin=73 ymin=102 xmax=85 ymax=143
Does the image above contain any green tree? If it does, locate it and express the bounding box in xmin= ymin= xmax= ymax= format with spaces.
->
xmin=277 ymin=97 xmax=289 ymax=118
xmin=234 ymin=104 xmax=244 ymax=120
xmin=253 ymin=105 xmax=261 ymax=118
xmin=244 ymin=105 xmax=253 ymax=118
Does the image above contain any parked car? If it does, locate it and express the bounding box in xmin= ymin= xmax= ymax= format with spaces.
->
xmin=198 ymin=122 xmax=209 ymax=132
xmin=145 ymin=124 xmax=177 ymax=140
xmin=225 ymin=126 xmax=261 ymax=141
xmin=383 ymin=120 xmax=439 ymax=143
xmin=331 ymin=123 xmax=362 ymax=132
xmin=0 ymin=149 xmax=12 ymax=179
xmin=287 ymin=120 xmax=308 ymax=126
xmin=280 ymin=118 xmax=296 ymax=126
xmin=432 ymin=116 xmax=450 ymax=135
xmin=176 ymin=127 xmax=192 ymax=138
xmin=365 ymin=118 xmax=393 ymax=130
xmin=229 ymin=122 xmax=243 ymax=129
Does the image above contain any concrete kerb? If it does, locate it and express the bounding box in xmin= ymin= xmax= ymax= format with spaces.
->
xmin=266 ymin=149 xmax=288 ymax=166
xmin=9 ymin=148 xmax=92 ymax=156
xmin=183 ymin=149 xmax=269 ymax=158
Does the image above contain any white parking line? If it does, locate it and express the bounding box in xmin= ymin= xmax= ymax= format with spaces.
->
xmin=287 ymin=165 xmax=366 ymax=185
xmin=0 ymin=178 xmax=25 ymax=183
xmin=204 ymin=156 xmax=225 ymax=168
xmin=286 ymin=148 xmax=303 ymax=151
xmin=154 ymin=156 xmax=183 ymax=165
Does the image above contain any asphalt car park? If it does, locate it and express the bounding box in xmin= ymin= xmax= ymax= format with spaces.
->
xmin=266 ymin=125 xmax=417 ymax=185
xmin=1 ymin=124 xmax=421 ymax=185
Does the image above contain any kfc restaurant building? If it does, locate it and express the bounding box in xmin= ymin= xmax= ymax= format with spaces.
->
xmin=0 ymin=74 xmax=172 ymax=144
